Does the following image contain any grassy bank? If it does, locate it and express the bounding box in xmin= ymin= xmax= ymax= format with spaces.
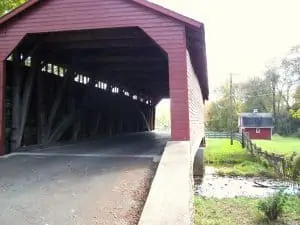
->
xmin=205 ymin=138 xmax=272 ymax=177
xmin=254 ymin=136 xmax=300 ymax=156
xmin=195 ymin=196 xmax=300 ymax=225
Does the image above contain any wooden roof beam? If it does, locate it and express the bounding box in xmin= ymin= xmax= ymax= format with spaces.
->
xmin=73 ymin=56 xmax=165 ymax=64
xmin=39 ymin=29 xmax=148 ymax=43
xmin=42 ymin=47 xmax=163 ymax=58
xmin=43 ymin=39 xmax=156 ymax=50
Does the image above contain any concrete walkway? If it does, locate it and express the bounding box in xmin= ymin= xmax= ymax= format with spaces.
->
xmin=0 ymin=132 xmax=170 ymax=225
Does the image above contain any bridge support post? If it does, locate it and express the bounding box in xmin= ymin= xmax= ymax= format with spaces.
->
xmin=193 ymin=147 xmax=205 ymax=177
xmin=0 ymin=61 xmax=6 ymax=155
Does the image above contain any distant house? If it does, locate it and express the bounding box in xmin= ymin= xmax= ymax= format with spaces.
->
xmin=238 ymin=109 xmax=274 ymax=140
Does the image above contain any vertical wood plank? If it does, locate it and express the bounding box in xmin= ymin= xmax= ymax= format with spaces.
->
xmin=0 ymin=61 xmax=6 ymax=155
xmin=11 ymin=51 xmax=21 ymax=150
xmin=37 ymin=69 xmax=47 ymax=144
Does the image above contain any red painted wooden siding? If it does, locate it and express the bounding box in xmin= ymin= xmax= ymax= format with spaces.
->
xmin=244 ymin=128 xmax=272 ymax=140
xmin=0 ymin=62 xmax=4 ymax=154
xmin=187 ymin=50 xmax=204 ymax=153
xmin=0 ymin=0 xmax=191 ymax=154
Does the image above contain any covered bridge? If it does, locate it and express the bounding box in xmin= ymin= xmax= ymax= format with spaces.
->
xmin=0 ymin=0 xmax=208 ymax=157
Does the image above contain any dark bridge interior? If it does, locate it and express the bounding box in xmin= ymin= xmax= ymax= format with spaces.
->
xmin=5 ymin=27 xmax=169 ymax=152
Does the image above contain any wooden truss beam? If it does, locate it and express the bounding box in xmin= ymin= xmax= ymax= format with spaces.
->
xmin=39 ymin=28 xmax=148 ymax=43
xmin=45 ymin=39 xmax=155 ymax=50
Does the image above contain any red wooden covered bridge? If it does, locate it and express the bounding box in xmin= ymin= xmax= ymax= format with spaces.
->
xmin=0 ymin=0 xmax=208 ymax=156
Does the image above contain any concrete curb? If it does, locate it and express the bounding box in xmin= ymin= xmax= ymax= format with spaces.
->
xmin=138 ymin=141 xmax=193 ymax=225
xmin=0 ymin=152 xmax=160 ymax=159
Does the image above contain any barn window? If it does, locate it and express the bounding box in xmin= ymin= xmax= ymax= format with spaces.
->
xmin=256 ymin=128 xmax=260 ymax=134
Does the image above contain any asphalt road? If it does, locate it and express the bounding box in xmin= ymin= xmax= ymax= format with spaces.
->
xmin=0 ymin=132 xmax=170 ymax=225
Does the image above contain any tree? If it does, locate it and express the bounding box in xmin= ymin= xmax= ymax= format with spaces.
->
xmin=240 ymin=77 xmax=273 ymax=113
xmin=205 ymin=82 xmax=242 ymax=132
xmin=0 ymin=0 xmax=26 ymax=16
xmin=280 ymin=46 xmax=300 ymax=109
xmin=206 ymin=45 xmax=300 ymax=136
xmin=294 ymin=85 xmax=300 ymax=108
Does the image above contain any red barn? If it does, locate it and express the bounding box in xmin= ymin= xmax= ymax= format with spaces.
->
xmin=238 ymin=110 xmax=274 ymax=140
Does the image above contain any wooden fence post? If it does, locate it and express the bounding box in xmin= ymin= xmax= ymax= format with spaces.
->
xmin=241 ymin=132 xmax=245 ymax=148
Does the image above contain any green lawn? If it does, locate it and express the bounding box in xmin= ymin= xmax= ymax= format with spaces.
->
xmin=254 ymin=136 xmax=300 ymax=156
xmin=205 ymin=138 xmax=272 ymax=177
xmin=195 ymin=196 xmax=300 ymax=225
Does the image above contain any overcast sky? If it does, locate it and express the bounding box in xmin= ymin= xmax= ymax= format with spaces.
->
xmin=150 ymin=0 xmax=300 ymax=95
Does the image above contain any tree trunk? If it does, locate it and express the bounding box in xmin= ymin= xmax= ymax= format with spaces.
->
xmin=272 ymin=82 xmax=277 ymax=132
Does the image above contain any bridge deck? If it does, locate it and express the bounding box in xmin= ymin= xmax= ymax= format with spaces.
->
xmin=0 ymin=132 xmax=170 ymax=225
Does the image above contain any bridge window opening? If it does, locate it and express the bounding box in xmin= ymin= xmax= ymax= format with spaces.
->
xmin=24 ymin=57 xmax=31 ymax=67
xmin=47 ymin=64 xmax=52 ymax=73
xmin=59 ymin=67 xmax=64 ymax=77
xmin=53 ymin=65 xmax=59 ymax=76
xmin=74 ymin=74 xmax=79 ymax=82
xmin=112 ymin=87 xmax=119 ymax=94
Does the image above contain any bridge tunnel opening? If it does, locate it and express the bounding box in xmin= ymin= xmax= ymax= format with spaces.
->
xmin=4 ymin=27 xmax=170 ymax=153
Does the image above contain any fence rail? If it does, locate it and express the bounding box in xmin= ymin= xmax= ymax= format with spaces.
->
xmin=205 ymin=131 xmax=299 ymax=183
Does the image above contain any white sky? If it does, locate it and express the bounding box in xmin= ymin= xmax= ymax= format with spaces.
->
xmin=150 ymin=0 xmax=300 ymax=97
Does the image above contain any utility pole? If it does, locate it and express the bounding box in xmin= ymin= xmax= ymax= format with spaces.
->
xmin=229 ymin=73 xmax=233 ymax=145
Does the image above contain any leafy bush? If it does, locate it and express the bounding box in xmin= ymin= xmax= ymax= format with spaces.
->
xmin=257 ymin=190 xmax=288 ymax=220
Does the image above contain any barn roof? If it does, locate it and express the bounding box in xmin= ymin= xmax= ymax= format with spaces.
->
xmin=239 ymin=113 xmax=273 ymax=118
xmin=0 ymin=0 xmax=209 ymax=100
xmin=239 ymin=112 xmax=274 ymax=128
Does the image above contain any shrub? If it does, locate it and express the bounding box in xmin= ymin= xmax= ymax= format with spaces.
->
xmin=257 ymin=190 xmax=288 ymax=220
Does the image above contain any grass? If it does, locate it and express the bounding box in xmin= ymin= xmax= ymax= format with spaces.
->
xmin=195 ymin=196 xmax=300 ymax=225
xmin=205 ymin=138 xmax=273 ymax=177
xmin=254 ymin=135 xmax=300 ymax=156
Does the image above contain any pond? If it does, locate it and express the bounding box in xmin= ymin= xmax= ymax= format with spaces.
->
xmin=195 ymin=167 xmax=300 ymax=198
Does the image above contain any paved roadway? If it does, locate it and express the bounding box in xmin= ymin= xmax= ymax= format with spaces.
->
xmin=0 ymin=132 xmax=170 ymax=225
